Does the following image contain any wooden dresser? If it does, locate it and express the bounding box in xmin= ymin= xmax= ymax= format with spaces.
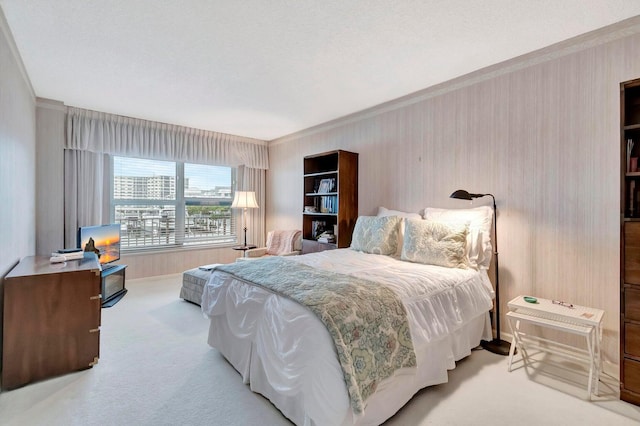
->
xmin=2 ymin=253 xmax=102 ymax=390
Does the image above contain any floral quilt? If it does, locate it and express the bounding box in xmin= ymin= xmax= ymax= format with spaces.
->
xmin=216 ymin=256 xmax=416 ymax=413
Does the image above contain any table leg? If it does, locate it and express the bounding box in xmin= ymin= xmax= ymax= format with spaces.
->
xmin=586 ymin=329 xmax=595 ymax=399
xmin=507 ymin=317 xmax=522 ymax=372
xmin=594 ymin=324 xmax=602 ymax=396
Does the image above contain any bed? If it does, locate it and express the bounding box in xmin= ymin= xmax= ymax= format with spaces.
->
xmin=201 ymin=208 xmax=496 ymax=425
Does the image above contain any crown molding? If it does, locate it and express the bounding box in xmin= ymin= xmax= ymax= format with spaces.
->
xmin=36 ymin=97 xmax=66 ymax=112
xmin=270 ymin=15 xmax=640 ymax=146
xmin=0 ymin=5 xmax=35 ymax=99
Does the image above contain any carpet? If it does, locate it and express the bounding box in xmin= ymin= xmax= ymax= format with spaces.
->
xmin=1 ymin=273 xmax=639 ymax=425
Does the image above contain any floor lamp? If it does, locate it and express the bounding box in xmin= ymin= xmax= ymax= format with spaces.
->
xmin=450 ymin=189 xmax=511 ymax=356
xmin=231 ymin=191 xmax=259 ymax=248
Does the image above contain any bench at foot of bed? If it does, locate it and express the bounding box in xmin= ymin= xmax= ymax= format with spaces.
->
xmin=180 ymin=264 xmax=220 ymax=305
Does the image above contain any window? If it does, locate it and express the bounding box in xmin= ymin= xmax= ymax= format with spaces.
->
xmin=112 ymin=156 xmax=236 ymax=250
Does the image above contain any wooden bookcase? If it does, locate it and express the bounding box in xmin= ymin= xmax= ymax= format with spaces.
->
xmin=621 ymin=78 xmax=640 ymax=405
xmin=302 ymin=150 xmax=358 ymax=254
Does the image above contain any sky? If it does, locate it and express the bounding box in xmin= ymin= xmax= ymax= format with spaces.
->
xmin=113 ymin=156 xmax=231 ymax=190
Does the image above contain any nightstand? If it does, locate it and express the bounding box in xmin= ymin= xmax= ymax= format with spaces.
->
xmin=232 ymin=245 xmax=257 ymax=258
xmin=506 ymin=295 xmax=604 ymax=399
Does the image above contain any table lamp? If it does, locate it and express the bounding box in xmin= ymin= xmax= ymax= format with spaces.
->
xmin=231 ymin=191 xmax=259 ymax=248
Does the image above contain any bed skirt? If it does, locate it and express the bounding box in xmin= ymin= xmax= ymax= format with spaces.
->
xmin=208 ymin=307 xmax=491 ymax=425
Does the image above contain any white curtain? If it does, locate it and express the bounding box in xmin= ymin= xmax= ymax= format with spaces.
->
xmin=64 ymin=150 xmax=111 ymax=247
xmin=64 ymin=107 xmax=268 ymax=248
xmin=238 ymin=166 xmax=266 ymax=248
xmin=66 ymin=107 xmax=268 ymax=168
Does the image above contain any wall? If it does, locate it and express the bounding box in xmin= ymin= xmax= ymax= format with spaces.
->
xmin=0 ymin=7 xmax=36 ymax=369
xmin=268 ymin=17 xmax=640 ymax=371
xmin=36 ymin=99 xmax=65 ymax=256
xmin=0 ymin=8 xmax=35 ymax=276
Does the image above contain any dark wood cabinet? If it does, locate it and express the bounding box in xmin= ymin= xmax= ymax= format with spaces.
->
xmin=621 ymin=78 xmax=640 ymax=405
xmin=2 ymin=253 xmax=102 ymax=390
xmin=302 ymin=150 xmax=358 ymax=254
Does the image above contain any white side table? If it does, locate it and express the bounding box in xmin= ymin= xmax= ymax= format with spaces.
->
xmin=506 ymin=295 xmax=604 ymax=399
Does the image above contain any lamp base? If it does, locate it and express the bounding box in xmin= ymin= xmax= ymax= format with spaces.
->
xmin=480 ymin=338 xmax=511 ymax=356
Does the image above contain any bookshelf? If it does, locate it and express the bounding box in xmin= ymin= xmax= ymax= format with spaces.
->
xmin=302 ymin=150 xmax=358 ymax=253
xmin=621 ymin=78 xmax=640 ymax=405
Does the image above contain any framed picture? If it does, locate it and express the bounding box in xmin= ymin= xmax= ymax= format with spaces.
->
xmin=318 ymin=178 xmax=333 ymax=193
xmin=311 ymin=220 xmax=326 ymax=238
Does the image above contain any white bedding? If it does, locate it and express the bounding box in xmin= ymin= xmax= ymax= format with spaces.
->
xmin=202 ymin=249 xmax=494 ymax=425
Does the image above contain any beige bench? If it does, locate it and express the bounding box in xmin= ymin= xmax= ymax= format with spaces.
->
xmin=180 ymin=264 xmax=220 ymax=306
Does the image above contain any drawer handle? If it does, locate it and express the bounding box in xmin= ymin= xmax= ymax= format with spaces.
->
xmin=89 ymin=328 xmax=100 ymax=333
xmin=90 ymin=294 xmax=102 ymax=300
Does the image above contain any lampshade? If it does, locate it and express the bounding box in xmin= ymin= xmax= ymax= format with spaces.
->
xmin=231 ymin=191 xmax=259 ymax=209
xmin=450 ymin=189 xmax=484 ymax=200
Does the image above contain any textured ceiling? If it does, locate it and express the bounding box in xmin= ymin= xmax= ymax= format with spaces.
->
xmin=2 ymin=1 xmax=640 ymax=140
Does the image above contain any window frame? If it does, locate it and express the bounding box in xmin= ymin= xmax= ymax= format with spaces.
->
xmin=110 ymin=156 xmax=237 ymax=252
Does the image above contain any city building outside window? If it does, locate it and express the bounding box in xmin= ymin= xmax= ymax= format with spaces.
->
xmin=112 ymin=156 xmax=236 ymax=250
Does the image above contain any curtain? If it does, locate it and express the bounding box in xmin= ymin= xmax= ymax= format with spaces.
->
xmin=238 ymin=165 xmax=266 ymax=248
xmin=64 ymin=106 xmax=269 ymax=248
xmin=64 ymin=150 xmax=111 ymax=247
xmin=66 ymin=107 xmax=268 ymax=169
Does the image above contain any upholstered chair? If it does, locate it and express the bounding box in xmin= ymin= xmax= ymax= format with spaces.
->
xmin=236 ymin=230 xmax=302 ymax=261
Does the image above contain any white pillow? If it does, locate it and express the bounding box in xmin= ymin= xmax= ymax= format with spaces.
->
xmin=401 ymin=219 xmax=469 ymax=269
xmin=377 ymin=207 xmax=421 ymax=256
xmin=350 ymin=215 xmax=401 ymax=255
xmin=423 ymin=206 xmax=493 ymax=270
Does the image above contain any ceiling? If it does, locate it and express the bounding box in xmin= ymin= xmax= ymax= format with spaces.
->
xmin=2 ymin=1 xmax=640 ymax=141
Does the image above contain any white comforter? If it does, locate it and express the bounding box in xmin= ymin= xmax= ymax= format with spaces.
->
xmin=202 ymin=249 xmax=494 ymax=425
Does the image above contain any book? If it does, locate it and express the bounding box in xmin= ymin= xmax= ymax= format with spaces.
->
xmin=318 ymin=237 xmax=335 ymax=243
xmin=58 ymin=248 xmax=83 ymax=254
xmin=198 ymin=263 xmax=219 ymax=271
xmin=51 ymin=251 xmax=85 ymax=260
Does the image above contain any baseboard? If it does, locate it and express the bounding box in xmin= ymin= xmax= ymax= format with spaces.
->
xmin=102 ymin=289 xmax=128 ymax=308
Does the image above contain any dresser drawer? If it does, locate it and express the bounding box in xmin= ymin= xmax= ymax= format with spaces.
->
xmin=625 ymin=222 xmax=640 ymax=284
xmin=626 ymin=323 xmax=640 ymax=356
xmin=624 ymin=358 xmax=640 ymax=395
xmin=626 ymin=287 xmax=640 ymax=322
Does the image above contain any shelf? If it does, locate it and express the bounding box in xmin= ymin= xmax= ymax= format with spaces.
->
xmin=622 ymin=78 xmax=640 ymax=407
xmin=302 ymin=150 xmax=358 ymax=251
xmin=305 ymin=192 xmax=338 ymax=196
xmin=304 ymin=171 xmax=338 ymax=178
xmin=303 ymin=212 xmax=337 ymax=216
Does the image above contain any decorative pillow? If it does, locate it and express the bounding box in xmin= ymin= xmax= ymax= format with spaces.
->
xmin=423 ymin=206 xmax=493 ymax=270
xmin=350 ymin=215 xmax=401 ymax=255
xmin=401 ymin=219 xmax=469 ymax=269
xmin=377 ymin=207 xmax=422 ymax=256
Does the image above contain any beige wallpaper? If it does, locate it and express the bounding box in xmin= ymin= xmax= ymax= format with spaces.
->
xmin=0 ymin=7 xmax=36 ymax=367
xmin=267 ymin=18 xmax=640 ymax=370
xmin=0 ymin=8 xmax=36 ymax=277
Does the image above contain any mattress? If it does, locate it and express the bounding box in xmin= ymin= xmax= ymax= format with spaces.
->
xmin=202 ymin=249 xmax=494 ymax=425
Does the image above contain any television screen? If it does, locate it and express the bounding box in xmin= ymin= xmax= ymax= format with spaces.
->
xmin=78 ymin=224 xmax=121 ymax=265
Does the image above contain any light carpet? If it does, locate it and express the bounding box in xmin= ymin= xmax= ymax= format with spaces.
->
xmin=1 ymin=273 xmax=640 ymax=425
